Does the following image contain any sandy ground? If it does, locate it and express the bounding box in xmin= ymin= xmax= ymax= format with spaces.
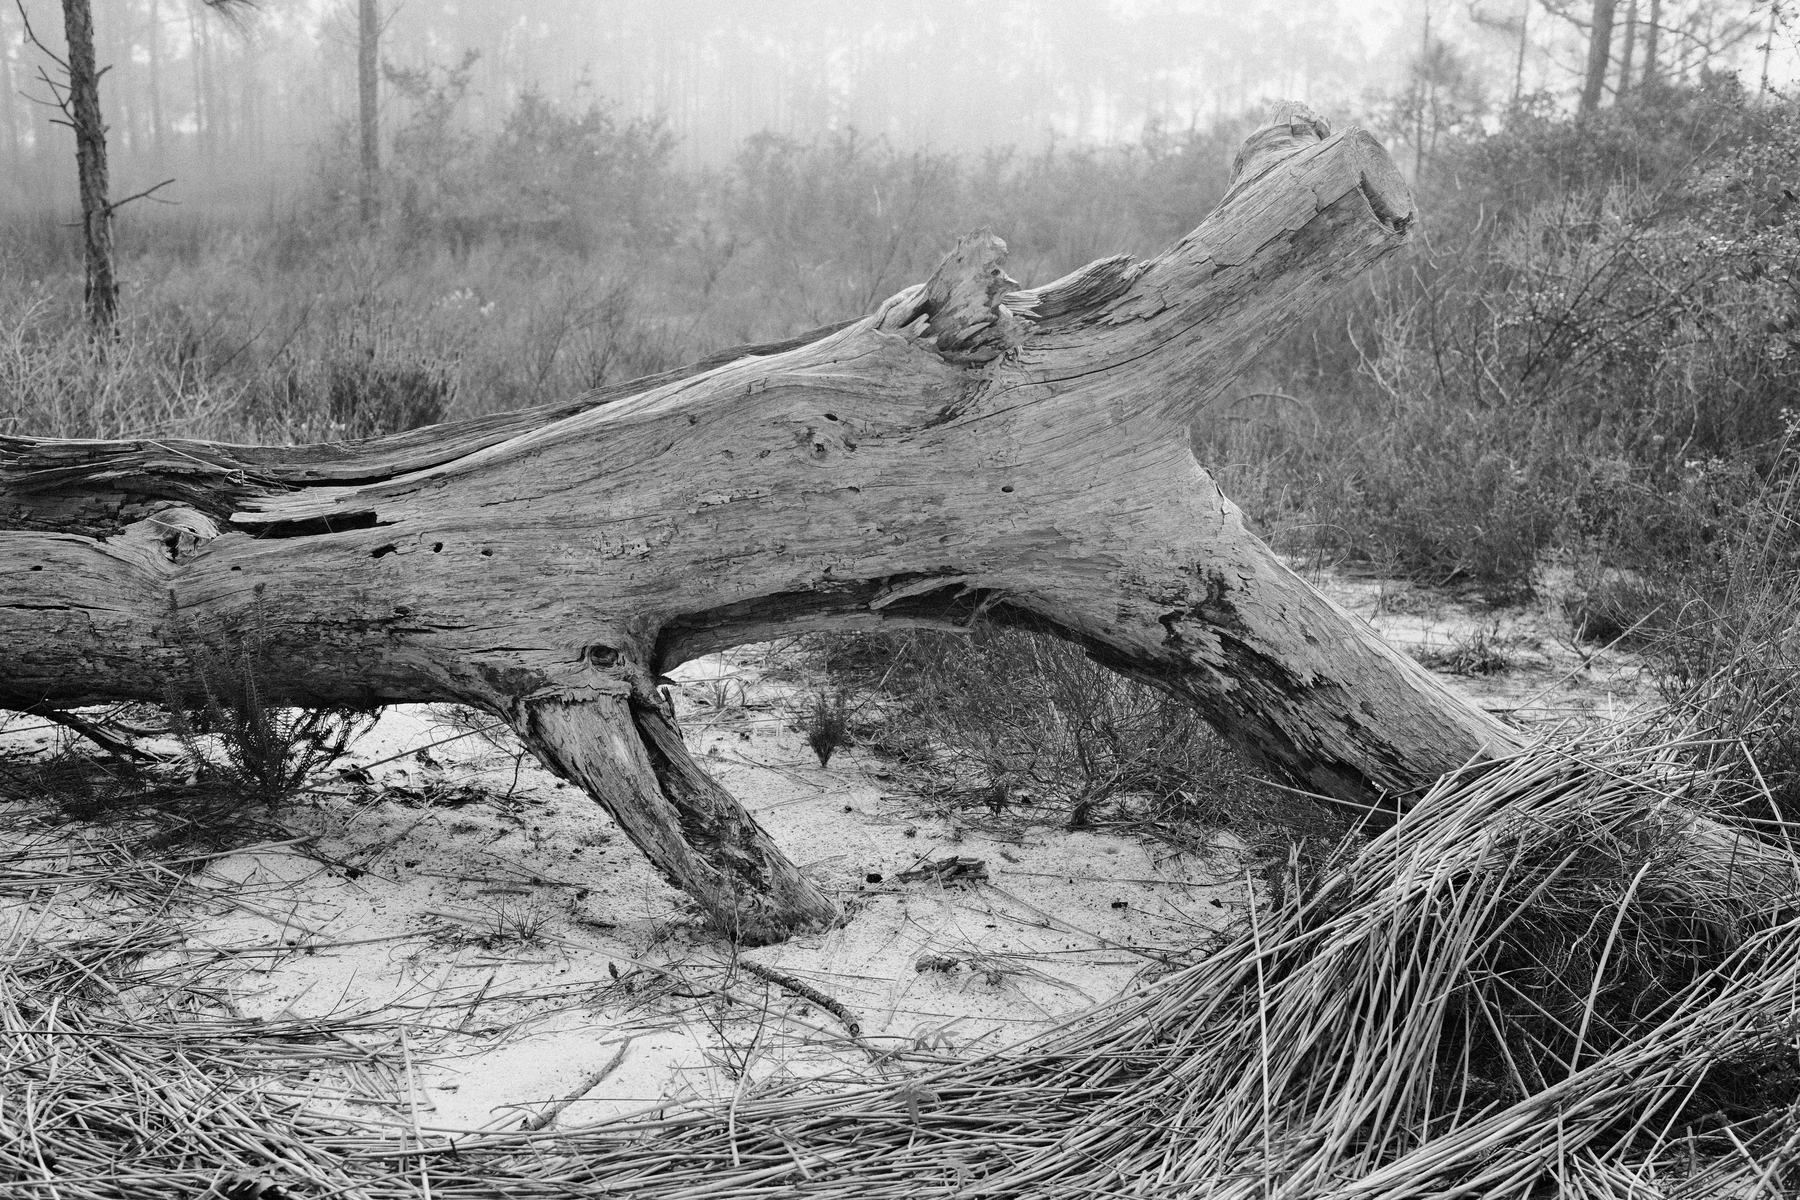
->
xmin=0 ymin=569 xmax=1647 ymax=1139
xmin=1 ymin=648 xmax=1250 ymax=1138
xmin=1304 ymin=566 xmax=1652 ymax=730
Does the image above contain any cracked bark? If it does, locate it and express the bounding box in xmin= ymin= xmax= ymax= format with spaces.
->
xmin=2 ymin=104 xmax=1531 ymax=943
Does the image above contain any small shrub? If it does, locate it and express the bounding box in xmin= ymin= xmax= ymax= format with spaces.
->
xmin=798 ymin=688 xmax=852 ymax=768
xmin=170 ymin=608 xmax=377 ymax=806
xmin=1562 ymin=571 xmax=1668 ymax=649
xmin=1223 ymin=84 xmax=1800 ymax=604
xmin=1411 ymin=625 xmax=1514 ymax=676
xmin=326 ymin=352 xmax=453 ymax=438
xmin=433 ymin=897 xmax=555 ymax=950
xmin=0 ymin=726 xmax=301 ymax=854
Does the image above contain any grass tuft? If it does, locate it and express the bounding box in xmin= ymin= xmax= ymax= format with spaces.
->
xmin=798 ymin=687 xmax=852 ymax=768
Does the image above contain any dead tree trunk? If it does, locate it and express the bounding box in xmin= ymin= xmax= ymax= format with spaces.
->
xmin=57 ymin=0 xmax=117 ymax=331
xmin=0 ymin=105 xmax=1516 ymax=943
xmin=1642 ymin=0 xmax=1662 ymax=89
xmin=1581 ymin=0 xmax=1621 ymax=115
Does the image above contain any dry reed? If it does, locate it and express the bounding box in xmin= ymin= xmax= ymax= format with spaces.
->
xmin=5 ymin=733 xmax=1798 ymax=1197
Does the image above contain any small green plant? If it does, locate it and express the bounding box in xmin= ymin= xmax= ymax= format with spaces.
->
xmin=1410 ymin=625 xmax=1514 ymax=676
xmin=700 ymin=675 xmax=746 ymax=714
xmin=799 ymin=687 xmax=852 ymax=767
xmin=168 ymin=607 xmax=377 ymax=806
xmin=432 ymin=896 xmax=555 ymax=950
xmin=1563 ymin=573 xmax=1668 ymax=650
xmin=482 ymin=897 xmax=554 ymax=947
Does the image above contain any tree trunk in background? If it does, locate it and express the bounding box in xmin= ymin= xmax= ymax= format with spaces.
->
xmin=1617 ymin=0 xmax=1637 ymax=101
xmin=61 ymin=0 xmax=117 ymax=333
xmin=147 ymin=0 xmax=165 ymax=162
xmin=242 ymin=41 xmax=262 ymax=163
xmin=1641 ymin=0 xmax=1662 ymax=89
xmin=3 ymin=106 xmax=1514 ymax=943
xmin=358 ymin=0 xmax=378 ymax=223
xmin=1759 ymin=0 xmax=1777 ymax=98
xmin=1412 ymin=3 xmax=1430 ymax=179
xmin=110 ymin=6 xmax=139 ymax=160
xmin=199 ymin=9 xmax=221 ymax=155
xmin=187 ymin=6 xmax=204 ymax=151
xmin=1581 ymin=0 xmax=1619 ymax=114
xmin=0 ymin=13 xmax=19 ymax=172
xmin=1513 ymin=0 xmax=1529 ymax=101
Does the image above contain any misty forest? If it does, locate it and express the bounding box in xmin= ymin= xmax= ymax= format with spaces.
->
xmin=6 ymin=1 xmax=1800 ymax=1197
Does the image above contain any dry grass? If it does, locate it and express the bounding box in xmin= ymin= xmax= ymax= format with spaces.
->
xmin=0 ymin=821 xmax=415 ymax=1198
xmin=6 ymin=732 xmax=1797 ymax=1197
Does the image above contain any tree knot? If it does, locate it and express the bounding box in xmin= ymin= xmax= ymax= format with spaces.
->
xmin=1228 ymin=100 xmax=1332 ymax=192
xmin=921 ymin=230 xmax=1029 ymax=366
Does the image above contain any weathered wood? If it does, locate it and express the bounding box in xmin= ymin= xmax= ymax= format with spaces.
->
xmin=2 ymin=104 xmax=1522 ymax=942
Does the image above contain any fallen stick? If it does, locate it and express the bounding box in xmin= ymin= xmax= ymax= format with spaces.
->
xmin=737 ymin=960 xmax=863 ymax=1040
xmin=519 ymin=1038 xmax=633 ymax=1132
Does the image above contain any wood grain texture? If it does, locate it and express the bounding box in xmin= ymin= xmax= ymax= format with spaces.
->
xmin=1 ymin=108 xmax=1518 ymax=941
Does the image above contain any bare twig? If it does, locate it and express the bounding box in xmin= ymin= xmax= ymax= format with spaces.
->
xmin=736 ymin=960 xmax=864 ymax=1040
xmin=519 ymin=1038 xmax=632 ymax=1131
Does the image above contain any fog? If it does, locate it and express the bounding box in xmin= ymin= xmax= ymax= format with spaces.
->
xmin=3 ymin=0 xmax=1793 ymax=214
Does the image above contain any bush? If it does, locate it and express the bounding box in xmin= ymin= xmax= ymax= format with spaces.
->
xmin=326 ymin=352 xmax=453 ymax=437
xmin=1221 ymin=80 xmax=1800 ymax=603
xmin=830 ymin=626 xmax=1341 ymax=848
xmin=170 ymin=604 xmax=376 ymax=807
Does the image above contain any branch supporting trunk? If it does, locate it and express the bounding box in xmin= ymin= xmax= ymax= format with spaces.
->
xmin=4 ymin=104 xmax=1540 ymax=941
xmin=513 ymin=690 xmax=838 ymax=945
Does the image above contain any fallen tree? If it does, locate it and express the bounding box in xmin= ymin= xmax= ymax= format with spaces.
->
xmin=2 ymin=105 xmax=1522 ymax=943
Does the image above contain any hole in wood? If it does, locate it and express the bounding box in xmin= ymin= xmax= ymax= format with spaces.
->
xmin=242 ymin=512 xmax=383 ymax=538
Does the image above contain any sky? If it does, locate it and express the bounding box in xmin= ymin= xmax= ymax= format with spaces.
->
xmin=364 ymin=0 xmax=1800 ymax=156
